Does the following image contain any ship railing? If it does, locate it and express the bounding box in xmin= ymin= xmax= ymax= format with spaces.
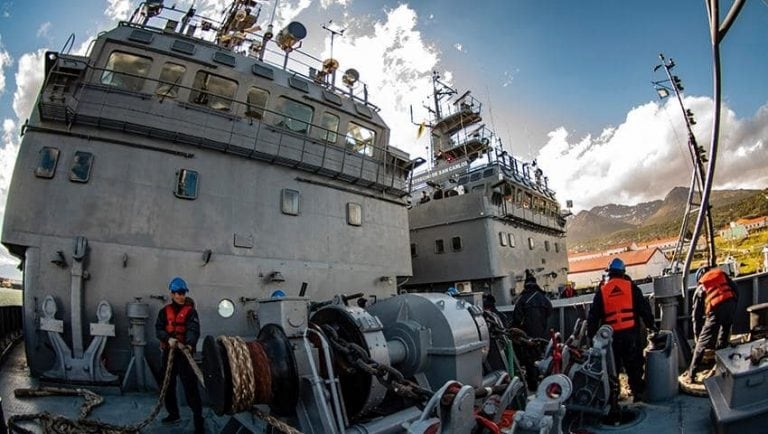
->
xmin=499 ymin=271 xmax=768 ymax=344
xmin=37 ymin=61 xmax=412 ymax=196
xmin=120 ymin=8 xmax=380 ymax=111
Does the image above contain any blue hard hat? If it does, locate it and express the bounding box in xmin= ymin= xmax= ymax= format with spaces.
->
xmin=695 ymin=267 xmax=708 ymax=282
xmin=446 ymin=287 xmax=458 ymax=296
xmin=270 ymin=290 xmax=286 ymax=299
xmin=169 ymin=277 xmax=189 ymax=293
xmin=606 ymin=258 xmax=625 ymax=273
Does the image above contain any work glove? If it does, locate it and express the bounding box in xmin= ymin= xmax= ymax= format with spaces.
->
xmin=168 ymin=337 xmax=178 ymax=349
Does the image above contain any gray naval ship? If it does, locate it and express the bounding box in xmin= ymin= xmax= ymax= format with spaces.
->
xmin=405 ymin=72 xmax=568 ymax=304
xmin=2 ymin=1 xmax=768 ymax=433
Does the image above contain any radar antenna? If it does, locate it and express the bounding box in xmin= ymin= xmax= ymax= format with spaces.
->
xmin=321 ymin=20 xmax=345 ymax=85
xmin=652 ymin=54 xmax=715 ymax=279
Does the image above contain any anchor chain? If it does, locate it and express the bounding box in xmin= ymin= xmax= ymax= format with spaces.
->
xmin=7 ymin=344 xmax=194 ymax=433
xmin=320 ymin=324 xmax=434 ymax=402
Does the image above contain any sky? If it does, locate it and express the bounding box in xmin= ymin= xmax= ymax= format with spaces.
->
xmin=0 ymin=0 xmax=767 ymax=276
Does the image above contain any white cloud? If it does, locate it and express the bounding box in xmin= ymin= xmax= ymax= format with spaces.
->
xmin=320 ymin=0 xmax=349 ymax=8
xmin=536 ymin=96 xmax=768 ymax=212
xmin=0 ymin=42 xmax=11 ymax=95
xmin=453 ymin=43 xmax=464 ymax=53
xmin=36 ymin=21 xmax=51 ymax=39
xmin=329 ymin=4 xmax=441 ymax=160
xmin=104 ymin=0 xmax=132 ymax=21
xmin=12 ymin=49 xmax=46 ymax=121
xmin=0 ymin=119 xmax=20 ymax=273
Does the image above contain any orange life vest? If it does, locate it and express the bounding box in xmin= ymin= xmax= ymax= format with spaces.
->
xmin=699 ymin=269 xmax=735 ymax=314
xmin=162 ymin=303 xmax=193 ymax=349
xmin=600 ymin=278 xmax=635 ymax=331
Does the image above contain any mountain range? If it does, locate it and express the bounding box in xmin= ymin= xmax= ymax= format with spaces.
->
xmin=566 ymin=186 xmax=768 ymax=250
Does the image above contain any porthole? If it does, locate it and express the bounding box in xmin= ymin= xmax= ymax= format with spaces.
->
xmin=218 ymin=299 xmax=235 ymax=318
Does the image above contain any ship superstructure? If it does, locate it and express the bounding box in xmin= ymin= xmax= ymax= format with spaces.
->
xmin=1 ymin=0 xmax=416 ymax=380
xmin=406 ymin=72 xmax=568 ymax=304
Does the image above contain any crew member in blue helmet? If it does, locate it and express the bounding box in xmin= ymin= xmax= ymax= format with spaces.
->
xmin=155 ymin=277 xmax=204 ymax=433
xmin=587 ymin=258 xmax=656 ymax=408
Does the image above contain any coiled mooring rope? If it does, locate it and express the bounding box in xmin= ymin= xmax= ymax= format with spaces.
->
xmin=217 ymin=335 xmax=302 ymax=434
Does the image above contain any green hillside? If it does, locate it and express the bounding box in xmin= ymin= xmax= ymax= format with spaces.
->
xmin=576 ymin=189 xmax=768 ymax=252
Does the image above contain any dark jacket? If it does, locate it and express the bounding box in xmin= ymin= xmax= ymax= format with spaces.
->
xmin=587 ymin=272 xmax=654 ymax=337
xmin=512 ymin=282 xmax=553 ymax=339
xmin=155 ymin=299 xmax=200 ymax=350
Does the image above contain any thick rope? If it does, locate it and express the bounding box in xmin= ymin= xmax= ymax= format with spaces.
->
xmin=219 ymin=335 xmax=256 ymax=412
xmin=219 ymin=335 xmax=302 ymax=434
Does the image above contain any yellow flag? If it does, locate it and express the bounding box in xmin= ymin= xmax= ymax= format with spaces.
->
xmin=416 ymin=121 xmax=426 ymax=139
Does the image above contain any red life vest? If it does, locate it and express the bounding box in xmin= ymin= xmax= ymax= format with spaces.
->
xmin=162 ymin=303 xmax=193 ymax=349
xmin=600 ymin=278 xmax=635 ymax=331
xmin=699 ymin=269 xmax=735 ymax=314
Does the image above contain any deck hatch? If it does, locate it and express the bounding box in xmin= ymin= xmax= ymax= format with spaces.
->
xmin=252 ymin=63 xmax=274 ymax=80
xmin=213 ymin=52 xmax=236 ymax=67
xmin=34 ymin=147 xmax=59 ymax=179
xmin=288 ymin=76 xmax=310 ymax=93
xmin=171 ymin=40 xmax=196 ymax=55
xmin=128 ymin=29 xmax=154 ymax=44
xmin=70 ymin=151 xmax=94 ymax=183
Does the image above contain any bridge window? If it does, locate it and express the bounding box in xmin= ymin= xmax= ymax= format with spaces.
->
xmin=347 ymin=202 xmax=362 ymax=226
xmin=281 ymin=189 xmax=300 ymax=216
xmin=175 ymin=169 xmax=198 ymax=200
xmin=190 ymin=71 xmax=237 ymax=111
xmin=155 ymin=62 xmax=186 ymax=99
xmin=451 ymin=236 xmax=463 ymax=252
xmin=34 ymin=147 xmax=59 ymax=179
xmin=316 ymin=112 xmax=340 ymax=143
xmin=245 ymin=86 xmax=269 ymax=120
xmin=70 ymin=151 xmax=94 ymax=183
xmin=100 ymin=51 xmax=152 ymax=92
xmin=435 ymin=239 xmax=445 ymax=254
xmin=275 ymin=97 xmax=313 ymax=135
xmin=346 ymin=122 xmax=375 ymax=156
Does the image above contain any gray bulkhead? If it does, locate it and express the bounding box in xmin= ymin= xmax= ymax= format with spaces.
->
xmin=408 ymin=185 xmax=566 ymax=305
xmin=2 ymin=23 xmax=413 ymax=376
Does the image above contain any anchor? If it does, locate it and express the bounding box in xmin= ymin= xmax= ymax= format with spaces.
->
xmin=38 ymin=236 xmax=118 ymax=383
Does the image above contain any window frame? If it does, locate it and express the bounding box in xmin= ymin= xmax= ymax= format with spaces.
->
xmin=100 ymin=51 xmax=153 ymax=92
xmin=274 ymin=96 xmax=314 ymax=135
xmin=189 ymin=70 xmax=238 ymax=111
xmin=434 ymin=239 xmax=445 ymax=254
xmin=174 ymin=169 xmax=199 ymax=200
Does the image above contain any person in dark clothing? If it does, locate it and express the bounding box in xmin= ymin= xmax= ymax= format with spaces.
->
xmin=512 ymin=270 xmax=553 ymax=339
xmin=155 ymin=276 xmax=204 ymax=434
xmin=512 ymin=270 xmax=553 ymax=390
xmin=686 ymin=267 xmax=738 ymax=382
xmin=587 ymin=258 xmax=656 ymax=404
